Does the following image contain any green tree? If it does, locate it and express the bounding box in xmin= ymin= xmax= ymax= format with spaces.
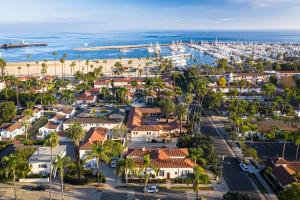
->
xmin=44 ymin=132 xmax=59 ymax=200
xmin=1 ymin=154 xmax=28 ymax=200
xmin=218 ymin=77 xmax=227 ymax=88
xmin=55 ymin=155 xmax=72 ymax=200
xmin=52 ymin=51 xmax=58 ymax=76
xmin=278 ymin=183 xmax=300 ymax=200
xmin=0 ymin=58 xmax=7 ymax=81
xmin=116 ymin=157 xmax=136 ymax=185
xmin=190 ymin=166 xmax=209 ymax=200
xmin=176 ymin=104 xmax=188 ymax=133
xmin=87 ymin=142 xmax=110 ymax=187
xmin=0 ymin=101 xmax=16 ymax=123
xmin=223 ymin=191 xmax=250 ymax=200
xmin=66 ymin=122 xmax=86 ymax=181
xmin=60 ymin=57 xmax=65 ymax=78
xmin=158 ymin=99 xmax=175 ymax=123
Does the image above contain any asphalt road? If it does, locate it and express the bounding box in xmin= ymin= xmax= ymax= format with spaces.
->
xmin=134 ymin=188 xmax=186 ymax=200
xmin=200 ymin=117 xmax=261 ymax=200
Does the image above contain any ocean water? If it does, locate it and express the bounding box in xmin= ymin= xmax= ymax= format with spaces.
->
xmin=0 ymin=31 xmax=300 ymax=63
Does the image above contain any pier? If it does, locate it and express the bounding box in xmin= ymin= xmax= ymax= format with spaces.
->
xmin=0 ymin=43 xmax=48 ymax=49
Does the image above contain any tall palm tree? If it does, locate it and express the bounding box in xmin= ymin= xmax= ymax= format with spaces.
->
xmin=116 ymin=87 xmax=129 ymax=104
xmin=142 ymin=154 xmax=151 ymax=188
xmin=293 ymin=134 xmax=300 ymax=160
xmin=176 ymin=104 xmax=188 ymax=133
xmin=52 ymin=51 xmax=58 ymax=76
xmin=103 ymin=60 xmax=107 ymax=75
xmin=128 ymin=60 xmax=133 ymax=77
xmin=45 ymin=132 xmax=59 ymax=200
xmin=0 ymin=58 xmax=7 ymax=81
xmin=35 ymin=61 xmax=39 ymax=75
xmin=187 ymin=148 xmax=204 ymax=164
xmin=26 ymin=63 xmax=30 ymax=76
xmin=281 ymin=131 xmax=290 ymax=159
xmin=190 ymin=166 xmax=209 ymax=200
xmin=70 ymin=61 xmax=76 ymax=75
xmin=85 ymin=60 xmax=90 ymax=74
xmin=41 ymin=62 xmax=47 ymax=77
xmin=116 ymin=157 xmax=136 ymax=185
xmin=66 ymin=122 xmax=86 ymax=181
xmin=87 ymin=142 xmax=110 ymax=187
xmin=17 ymin=66 xmax=22 ymax=76
xmin=185 ymin=93 xmax=193 ymax=124
xmin=1 ymin=154 xmax=27 ymax=200
xmin=55 ymin=155 xmax=72 ymax=200
xmin=60 ymin=58 xmax=65 ymax=79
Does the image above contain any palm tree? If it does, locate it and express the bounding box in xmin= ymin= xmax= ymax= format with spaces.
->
xmin=116 ymin=157 xmax=136 ymax=185
xmin=85 ymin=60 xmax=90 ymax=73
xmin=41 ymin=62 xmax=47 ymax=77
xmin=66 ymin=122 xmax=86 ymax=181
xmin=0 ymin=58 xmax=7 ymax=81
xmin=128 ymin=60 xmax=133 ymax=77
xmin=55 ymin=155 xmax=72 ymax=200
xmin=293 ymin=134 xmax=300 ymax=160
xmin=187 ymin=148 xmax=204 ymax=164
xmin=116 ymin=87 xmax=129 ymax=104
xmin=87 ymin=142 xmax=110 ymax=187
xmin=281 ymin=131 xmax=290 ymax=159
xmin=103 ymin=60 xmax=107 ymax=75
xmin=190 ymin=166 xmax=209 ymax=200
xmin=1 ymin=154 xmax=27 ymax=200
xmin=185 ymin=93 xmax=193 ymax=124
xmin=60 ymin=57 xmax=65 ymax=78
xmin=142 ymin=154 xmax=151 ymax=188
xmin=35 ymin=61 xmax=39 ymax=75
xmin=52 ymin=51 xmax=58 ymax=76
xmin=176 ymin=104 xmax=188 ymax=133
xmin=17 ymin=66 xmax=22 ymax=76
xmin=70 ymin=61 xmax=76 ymax=75
xmin=44 ymin=132 xmax=59 ymax=200
xmin=26 ymin=63 xmax=31 ymax=76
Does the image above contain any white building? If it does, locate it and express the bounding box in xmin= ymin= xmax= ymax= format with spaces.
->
xmin=0 ymin=121 xmax=25 ymax=140
xmin=126 ymin=148 xmax=197 ymax=179
xmin=29 ymin=145 xmax=67 ymax=175
xmin=38 ymin=121 xmax=62 ymax=139
xmin=63 ymin=117 xmax=122 ymax=131
xmin=57 ymin=107 xmax=76 ymax=119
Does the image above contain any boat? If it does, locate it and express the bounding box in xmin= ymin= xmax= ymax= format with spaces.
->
xmin=155 ymin=42 xmax=161 ymax=53
xmin=147 ymin=43 xmax=155 ymax=53
xmin=120 ymin=48 xmax=129 ymax=53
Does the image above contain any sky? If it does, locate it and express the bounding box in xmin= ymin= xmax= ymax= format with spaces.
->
xmin=0 ymin=0 xmax=299 ymax=33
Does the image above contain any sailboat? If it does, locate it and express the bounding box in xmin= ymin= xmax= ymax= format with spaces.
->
xmin=148 ymin=42 xmax=155 ymax=53
xmin=155 ymin=42 xmax=161 ymax=53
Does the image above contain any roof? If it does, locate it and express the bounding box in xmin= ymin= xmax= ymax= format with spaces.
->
xmin=64 ymin=117 xmax=121 ymax=124
xmin=6 ymin=121 xmax=23 ymax=132
xmin=126 ymin=148 xmax=195 ymax=168
xmin=44 ymin=121 xmax=59 ymax=129
xmin=59 ymin=107 xmax=74 ymax=115
xmin=272 ymin=165 xmax=297 ymax=187
xmin=126 ymin=107 xmax=161 ymax=129
xmin=29 ymin=145 xmax=66 ymax=163
xmin=80 ymin=127 xmax=108 ymax=150
xmin=131 ymin=125 xmax=161 ymax=132
xmin=127 ymin=148 xmax=189 ymax=158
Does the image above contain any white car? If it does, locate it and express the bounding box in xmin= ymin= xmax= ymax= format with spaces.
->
xmin=143 ymin=185 xmax=159 ymax=193
xmin=239 ymin=163 xmax=249 ymax=172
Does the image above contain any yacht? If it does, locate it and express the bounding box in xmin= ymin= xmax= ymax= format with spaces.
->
xmin=120 ymin=48 xmax=129 ymax=53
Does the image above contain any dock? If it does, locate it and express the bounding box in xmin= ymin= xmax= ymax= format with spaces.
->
xmin=74 ymin=44 xmax=172 ymax=51
xmin=0 ymin=43 xmax=47 ymax=49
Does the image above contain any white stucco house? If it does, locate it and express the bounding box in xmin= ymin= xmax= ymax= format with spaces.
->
xmin=38 ymin=121 xmax=62 ymax=139
xmin=29 ymin=145 xmax=67 ymax=175
xmin=126 ymin=148 xmax=197 ymax=179
xmin=63 ymin=117 xmax=122 ymax=131
xmin=0 ymin=121 xmax=25 ymax=140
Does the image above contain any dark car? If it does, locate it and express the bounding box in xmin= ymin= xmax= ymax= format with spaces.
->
xmin=31 ymin=185 xmax=46 ymax=191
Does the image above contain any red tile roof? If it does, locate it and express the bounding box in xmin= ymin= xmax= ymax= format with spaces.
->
xmin=80 ymin=127 xmax=108 ymax=150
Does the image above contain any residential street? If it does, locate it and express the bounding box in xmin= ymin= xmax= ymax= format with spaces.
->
xmin=200 ymin=116 xmax=263 ymax=200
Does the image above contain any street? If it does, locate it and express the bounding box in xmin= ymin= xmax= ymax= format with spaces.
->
xmin=200 ymin=116 xmax=262 ymax=200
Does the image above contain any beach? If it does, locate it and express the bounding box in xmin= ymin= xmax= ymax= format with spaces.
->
xmin=5 ymin=57 xmax=150 ymax=77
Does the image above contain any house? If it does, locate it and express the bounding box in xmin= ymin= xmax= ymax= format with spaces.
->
xmin=127 ymin=107 xmax=181 ymax=142
xmin=38 ymin=121 xmax=62 ymax=139
xmin=125 ymin=148 xmax=197 ymax=179
xmin=57 ymin=107 xmax=75 ymax=119
xmin=0 ymin=121 xmax=25 ymax=140
xmin=276 ymin=71 xmax=300 ymax=79
xmin=76 ymin=91 xmax=97 ymax=104
xmin=29 ymin=145 xmax=67 ymax=175
xmin=265 ymin=157 xmax=300 ymax=189
xmin=63 ymin=117 xmax=123 ymax=131
xmin=79 ymin=127 xmax=108 ymax=159
xmin=209 ymin=86 xmax=261 ymax=94
xmin=94 ymin=80 xmax=111 ymax=89
xmin=225 ymin=72 xmax=268 ymax=85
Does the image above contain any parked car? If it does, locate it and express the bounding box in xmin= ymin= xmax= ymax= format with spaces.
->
xmin=31 ymin=185 xmax=46 ymax=191
xmin=239 ymin=163 xmax=249 ymax=172
xmin=84 ymin=163 xmax=96 ymax=170
xmin=143 ymin=185 xmax=159 ymax=193
xmin=111 ymin=159 xmax=117 ymax=168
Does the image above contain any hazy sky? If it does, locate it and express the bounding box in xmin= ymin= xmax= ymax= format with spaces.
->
xmin=0 ymin=0 xmax=300 ymax=32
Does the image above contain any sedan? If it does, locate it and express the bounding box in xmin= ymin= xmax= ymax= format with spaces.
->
xmin=143 ymin=185 xmax=159 ymax=193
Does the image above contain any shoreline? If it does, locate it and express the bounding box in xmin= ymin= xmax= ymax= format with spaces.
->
xmin=5 ymin=57 xmax=151 ymax=77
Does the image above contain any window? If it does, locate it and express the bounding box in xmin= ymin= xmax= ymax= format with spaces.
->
xmin=159 ymin=170 xmax=164 ymax=176
xmin=39 ymin=164 xmax=47 ymax=169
